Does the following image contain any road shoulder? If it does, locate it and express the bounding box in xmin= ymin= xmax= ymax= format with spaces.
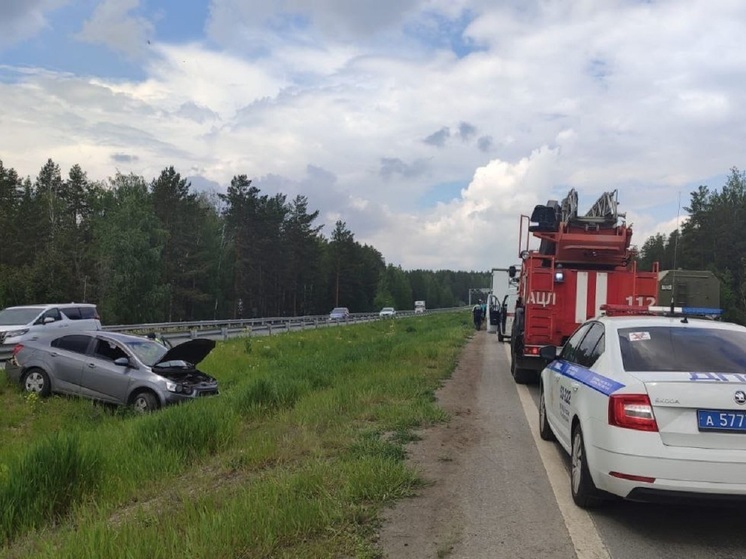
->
xmin=377 ymin=331 xmax=576 ymax=558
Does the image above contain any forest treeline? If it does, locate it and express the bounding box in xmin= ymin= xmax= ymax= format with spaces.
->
xmin=637 ymin=167 xmax=746 ymax=324
xmin=0 ymin=159 xmax=490 ymax=324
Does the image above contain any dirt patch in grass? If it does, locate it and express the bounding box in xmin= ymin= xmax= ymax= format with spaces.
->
xmin=377 ymin=331 xmax=485 ymax=558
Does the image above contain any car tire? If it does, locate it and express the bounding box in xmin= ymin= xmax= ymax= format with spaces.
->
xmin=571 ymin=424 xmax=603 ymax=508
xmin=539 ymin=383 xmax=555 ymax=441
xmin=23 ymin=368 xmax=51 ymax=397
xmin=132 ymin=391 xmax=159 ymax=413
xmin=510 ymin=356 xmax=535 ymax=384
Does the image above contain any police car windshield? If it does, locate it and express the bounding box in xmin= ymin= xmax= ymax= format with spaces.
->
xmin=618 ymin=327 xmax=746 ymax=373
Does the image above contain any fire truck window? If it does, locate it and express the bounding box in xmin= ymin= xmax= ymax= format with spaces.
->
xmin=575 ymin=323 xmax=604 ymax=368
xmin=560 ymin=324 xmax=592 ymax=363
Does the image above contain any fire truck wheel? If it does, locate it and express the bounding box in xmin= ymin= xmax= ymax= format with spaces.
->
xmin=510 ymin=356 xmax=535 ymax=384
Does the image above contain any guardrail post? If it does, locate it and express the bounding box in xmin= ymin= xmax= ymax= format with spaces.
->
xmin=268 ymin=324 xmax=272 ymax=336
xmin=190 ymin=329 xmax=197 ymax=339
xmin=221 ymin=327 xmax=228 ymax=340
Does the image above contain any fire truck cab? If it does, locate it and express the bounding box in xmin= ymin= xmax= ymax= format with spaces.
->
xmin=510 ymin=189 xmax=659 ymax=384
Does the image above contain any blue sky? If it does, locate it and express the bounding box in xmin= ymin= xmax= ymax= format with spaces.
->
xmin=1 ymin=0 xmax=746 ymax=270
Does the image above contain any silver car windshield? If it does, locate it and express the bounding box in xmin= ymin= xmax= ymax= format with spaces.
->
xmin=0 ymin=307 xmax=43 ymax=325
xmin=122 ymin=339 xmax=169 ymax=367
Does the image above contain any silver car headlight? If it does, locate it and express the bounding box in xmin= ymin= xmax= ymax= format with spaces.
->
xmin=165 ymin=381 xmax=193 ymax=395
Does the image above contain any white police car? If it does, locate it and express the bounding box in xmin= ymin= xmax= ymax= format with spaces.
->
xmin=538 ymin=306 xmax=746 ymax=507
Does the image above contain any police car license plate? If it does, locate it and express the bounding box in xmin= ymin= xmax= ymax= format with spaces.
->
xmin=698 ymin=410 xmax=746 ymax=432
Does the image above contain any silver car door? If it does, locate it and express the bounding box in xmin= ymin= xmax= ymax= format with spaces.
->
xmin=47 ymin=334 xmax=94 ymax=394
xmin=79 ymin=338 xmax=133 ymax=404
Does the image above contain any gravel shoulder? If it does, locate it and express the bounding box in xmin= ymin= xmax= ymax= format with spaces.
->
xmin=377 ymin=330 xmax=576 ymax=559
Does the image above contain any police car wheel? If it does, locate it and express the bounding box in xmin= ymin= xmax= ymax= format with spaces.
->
xmin=539 ymin=384 xmax=555 ymax=441
xmin=570 ymin=425 xmax=602 ymax=508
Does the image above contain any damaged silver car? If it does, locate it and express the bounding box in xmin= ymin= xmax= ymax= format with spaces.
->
xmin=5 ymin=331 xmax=219 ymax=412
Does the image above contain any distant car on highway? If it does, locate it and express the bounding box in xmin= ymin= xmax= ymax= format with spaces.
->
xmin=328 ymin=307 xmax=350 ymax=321
xmin=379 ymin=307 xmax=396 ymax=318
xmin=0 ymin=303 xmax=101 ymax=363
xmin=538 ymin=305 xmax=746 ymax=507
xmin=5 ymin=331 xmax=218 ymax=412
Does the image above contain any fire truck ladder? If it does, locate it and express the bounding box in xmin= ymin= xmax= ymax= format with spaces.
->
xmin=561 ymin=189 xmax=623 ymax=229
xmin=526 ymin=188 xmax=632 ymax=267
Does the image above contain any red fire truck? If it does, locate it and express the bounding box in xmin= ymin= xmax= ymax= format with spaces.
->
xmin=509 ymin=189 xmax=659 ymax=383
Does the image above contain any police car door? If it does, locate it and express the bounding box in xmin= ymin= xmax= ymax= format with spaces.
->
xmin=550 ymin=323 xmax=593 ymax=448
xmin=557 ymin=322 xmax=605 ymax=447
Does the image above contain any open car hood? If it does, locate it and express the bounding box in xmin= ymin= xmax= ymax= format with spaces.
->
xmin=155 ymin=338 xmax=216 ymax=367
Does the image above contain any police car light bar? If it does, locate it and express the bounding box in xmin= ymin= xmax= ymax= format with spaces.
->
xmin=649 ymin=306 xmax=723 ymax=316
xmin=601 ymin=304 xmax=723 ymax=317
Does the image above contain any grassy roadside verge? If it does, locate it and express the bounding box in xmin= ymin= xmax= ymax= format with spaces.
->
xmin=0 ymin=312 xmax=471 ymax=558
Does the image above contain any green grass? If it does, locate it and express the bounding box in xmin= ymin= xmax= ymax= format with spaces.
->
xmin=0 ymin=312 xmax=471 ymax=558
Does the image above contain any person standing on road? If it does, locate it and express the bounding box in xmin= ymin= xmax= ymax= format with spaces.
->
xmin=472 ymin=302 xmax=484 ymax=331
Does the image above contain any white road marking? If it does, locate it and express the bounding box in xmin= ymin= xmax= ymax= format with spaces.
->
xmin=506 ymin=345 xmax=611 ymax=559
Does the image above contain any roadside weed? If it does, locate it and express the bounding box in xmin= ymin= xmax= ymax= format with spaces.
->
xmin=0 ymin=311 xmax=471 ymax=557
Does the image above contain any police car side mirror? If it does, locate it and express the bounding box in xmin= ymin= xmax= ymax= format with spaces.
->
xmin=539 ymin=345 xmax=558 ymax=361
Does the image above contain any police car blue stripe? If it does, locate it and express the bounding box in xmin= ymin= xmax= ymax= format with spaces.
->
xmin=549 ymin=360 xmax=625 ymax=396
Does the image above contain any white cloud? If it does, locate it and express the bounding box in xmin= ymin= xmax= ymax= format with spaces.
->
xmin=206 ymin=0 xmax=420 ymax=47
xmin=77 ymin=0 xmax=154 ymax=59
xmin=2 ymin=0 xmax=746 ymax=270
xmin=367 ymin=147 xmax=562 ymax=270
xmin=0 ymin=0 xmax=68 ymax=49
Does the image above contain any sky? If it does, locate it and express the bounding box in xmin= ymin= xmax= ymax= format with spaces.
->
xmin=1 ymin=0 xmax=745 ymax=274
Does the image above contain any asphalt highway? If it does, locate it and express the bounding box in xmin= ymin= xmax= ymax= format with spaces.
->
xmin=379 ymin=331 xmax=746 ymax=559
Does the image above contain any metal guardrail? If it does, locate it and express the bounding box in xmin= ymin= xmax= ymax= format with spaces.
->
xmin=103 ymin=312 xmax=384 ymax=344
xmin=0 ymin=307 xmax=465 ymax=362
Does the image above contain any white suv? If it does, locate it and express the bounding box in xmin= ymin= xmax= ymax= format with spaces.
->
xmin=0 ymin=304 xmax=101 ymax=364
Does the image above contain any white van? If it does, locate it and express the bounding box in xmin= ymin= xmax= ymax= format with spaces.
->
xmin=0 ymin=303 xmax=101 ymax=365
xmin=497 ymin=290 xmax=518 ymax=343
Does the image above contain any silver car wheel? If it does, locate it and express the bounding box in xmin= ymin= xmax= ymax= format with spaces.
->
xmin=25 ymin=371 xmax=46 ymax=393
xmin=132 ymin=392 xmax=158 ymax=413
